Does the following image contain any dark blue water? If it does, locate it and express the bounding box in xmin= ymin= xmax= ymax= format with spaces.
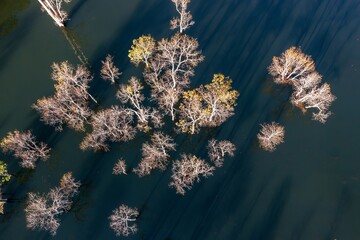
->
xmin=1 ymin=0 xmax=360 ymax=239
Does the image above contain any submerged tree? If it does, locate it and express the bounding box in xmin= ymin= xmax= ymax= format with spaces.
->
xmin=177 ymin=74 xmax=239 ymax=134
xmin=101 ymin=54 xmax=121 ymax=84
xmin=38 ymin=0 xmax=72 ymax=27
xmin=113 ymin=159 xmax=127 ymax=175
xmin=170 ymin=0 xmax=194 ymax=33
xmin=268 ymin=47 xmax=336 ymax=123
xmin=169 ymin=154 xmax=215 ymax=195
xmin=291 ymin=80 xmax=336 ymax=123
xmin=133 ymin=132 xmax=176 ymax=177
xmin=80 ymin=106 xmax=137 ymax=152
xmin=0 ymin=130 xmax=50 ymax=169
xmin=33 ymin=61 xmax=95 ymax=131
xmin=25 ymin=172 xmax=80 ymax=236
xmin=128 ymin=35 xmax=156 ymax=68
xmin=268 ymin=46 xmax=315 ymax=85
xmin=257 ymin=122 xmax=285 ymax=152
xmin=109 ymin=204 xmax=139 ymax=237
xmin=117 ymin=77 xmax=163 ymax=131
xmin=207 ymin=139 xmax=236 ymax=167
xmin=144 ymin=33 xmax=204 ymax=120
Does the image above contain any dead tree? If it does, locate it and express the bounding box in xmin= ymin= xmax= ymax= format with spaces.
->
xmin=117 ymin=77 xmax=163 ymax=131
xmin=257 ymin=122 xmax=285 ymax=152
xmin=207 ymin=139 xmax=236 ymax=167
xmin=33 ymin=61 xmax=95 ymax=131
xmin=170 ymin=0 xmax=194 ymax=33
xmin=25 ymin=172 xmax=80 ymax=236
xmin=80 ymin=106 xmax=137 ymax=152
xmin=113 ymin=159 xmax=127 ymax=175
xmin=0 ymin=130 xmax=50 ymax=169
xmin=109 ymin=204 xmax=139 ymax=237
xmin=38 ymin=0 xmax=72 ymax=27
xmin=101 ymin=54 xmax=121 ymax=84
xmin=169 ymin=154 xmax=215 ymax=195
xmin=133 ymin=132 xmax=176 ymax=177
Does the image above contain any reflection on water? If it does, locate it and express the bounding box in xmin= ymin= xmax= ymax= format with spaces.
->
xmin=0 ymin=0 xmax=29 ymax=37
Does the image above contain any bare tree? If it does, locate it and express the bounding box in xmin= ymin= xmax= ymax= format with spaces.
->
xmin=113 ymin=159 xmax=127 ymax=175
xmin=109 ymin=204 xmax=139 ymax=237
xmin=80 ymin=106 xmax=137 ymax=152
xmin=268 ymin=46 xmax=315 ymax=85
xmin=291 ymin=82 xmax=336 ymax=123
xmin=257 ymin=122 xmax=285 ymax=152
xmin=177 ymin=74 xmax=239 ymax=134
xmin=169 ymin=154 xmax=215 ymax=195
xmin=101 ymin=54 xmax=121 ymax=84
xmin=25 ymin=172 xmax=80 ymax=236
xmin=38 ymin=0 xmax=72 ymax=27
xmin=207 ymin=139 xmax=236 ymax=167
xmin=128 ymin=35 xmax=156 ymax=67
xmin=33 ymin=61 xmax=95 ymax=131
xmin=144 ymin=33 xmax=204 ymax=120
xmin=170 ymin=0 xmax=194 ymax=33
xmin=117 ymin=77 xmax=163 ymax=131
xmin=133 ymin=132 xmax=176 ymax=177
xmin=0 ymin=130 xmax=50 ymax=169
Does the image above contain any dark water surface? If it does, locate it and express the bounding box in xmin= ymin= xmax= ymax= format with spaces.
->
xmin=1 ymin=0 xmax=360 ymax=239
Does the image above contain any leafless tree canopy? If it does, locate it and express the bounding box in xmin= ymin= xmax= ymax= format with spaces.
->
xmin=169 ymin=154 xmax=215 ymax=195
xmin=25 ymin=172 xmax=80 ymax=236
xmin=101 ymin=54 xmax=121 ymax=84
xmin=117 ymin=77 xmax=163 ymax=131
xmin=133 ymin=132 xmax=176 ymax=177
xmin=113 ymin=159 xmax=127 ymax=175
xmin=144 ymin=33 xmax=204 ymax=120
xmin=38 ymin=0 xmax=72 ymax=27
xmin=207 ymin=139 xmax=236 ymax=167
xmin=0 ymin=130 xmax=50 ymax=169
xmin=170 ymin=0 xmax=195 ymax=33
xmin=80 ymin=106 xmax=137 ymax=152
xmin=109 ymin=204 xmax=139 ymax=237
xmin=33 ymin=61 xmax=96 ymax=131
xmin=268 ymin=47 xmax=336 ymax=123
xmin=257 ymin=122 xmax=285 ymax=152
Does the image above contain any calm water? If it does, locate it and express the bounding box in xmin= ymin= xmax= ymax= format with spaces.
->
xmin=1 ymin=0 xmax=360 ymax=239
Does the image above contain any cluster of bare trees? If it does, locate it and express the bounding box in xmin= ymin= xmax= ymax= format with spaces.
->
xmin=268 ymin=47 xmax=336 ymax=123
xmin=133 ymin=132 xmax=176 ymax=177
xmin=33 ymin=61 xmax=96 ymax=131
xmin=0 ymin=130 xmax=50 ymax=169
xmin=25 ymin=172 xmax=80 ymax=235
xmin=257 ymin=122 xmax=285 ymax=152
xmin=109 ymin=204 xmax=139 ymax=237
